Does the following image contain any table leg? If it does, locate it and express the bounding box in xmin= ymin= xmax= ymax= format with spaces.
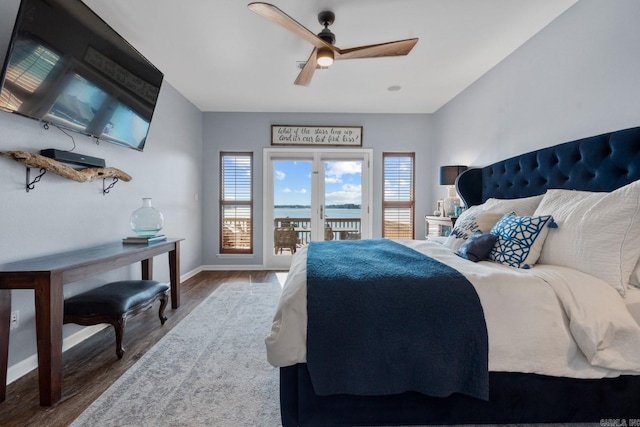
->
xmin=0 ymin=289 xmax=10 ymax=402
xmin=141 ymin=258 xmax=153 ymax=280
xmin=169 ymin=242 xmax=181 ymax=309
xmin=34 ymin=274 xmax=63 ymax=406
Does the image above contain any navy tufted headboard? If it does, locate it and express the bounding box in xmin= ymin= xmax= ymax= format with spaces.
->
xmin=457 ymin=126 xmax=640 ymax=207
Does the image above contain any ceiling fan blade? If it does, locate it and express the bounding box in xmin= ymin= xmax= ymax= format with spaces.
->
xmin=336 ymin=38 xmax=418 ymax=60
xmin=294 ymin=49 xmax=318 ymax=86
xmin=248 ymin=2 xmax=334 ymax=50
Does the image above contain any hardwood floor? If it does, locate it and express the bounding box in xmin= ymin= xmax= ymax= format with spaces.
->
xmin=0 ymin=270 xmax=281 ymax=427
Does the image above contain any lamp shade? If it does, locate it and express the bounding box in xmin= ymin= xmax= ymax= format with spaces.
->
xmin=439 ymin=165 xmax=467 ymax=186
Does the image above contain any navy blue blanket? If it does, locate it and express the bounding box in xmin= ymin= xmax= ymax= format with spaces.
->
xmin=306 ymin=239 xmax=489 ymax=400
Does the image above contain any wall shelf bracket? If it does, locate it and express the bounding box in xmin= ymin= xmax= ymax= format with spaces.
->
xmin=26 ymin=167 xmax=47 ymax=192
xmin=103 ymin=177 xmax=119 ymax=195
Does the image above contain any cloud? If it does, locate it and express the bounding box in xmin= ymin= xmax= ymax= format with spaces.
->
xmin=275 ymin=170 xmax=286 ymax=180
xmin=342 ymin=184 xmax=361 ymax=192
xmin=325 ymin=161 xmax=361 ymax=184
xmin=295 ymin=188 xmax=307 ymax=194
xmin=282 ymin=188 xmax=292 ymax=193
xmin=326 ymin=184 xmax=361 ymax=205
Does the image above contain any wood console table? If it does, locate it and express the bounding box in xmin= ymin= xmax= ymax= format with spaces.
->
xmin=0 ymin=237 xmax=183 ymax=406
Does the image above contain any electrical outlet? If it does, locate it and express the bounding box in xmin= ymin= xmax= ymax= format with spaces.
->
xmin=10 ymin=311 xmax=19 ymax=330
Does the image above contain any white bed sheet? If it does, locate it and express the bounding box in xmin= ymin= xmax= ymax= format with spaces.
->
xmin=265 ymin=240 xmax=640 ymax=379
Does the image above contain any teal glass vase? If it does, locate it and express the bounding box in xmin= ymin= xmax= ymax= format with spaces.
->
xmin=130 ymin=198 xmax=164 ymax=237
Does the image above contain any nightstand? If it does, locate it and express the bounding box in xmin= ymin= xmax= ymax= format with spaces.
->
xmin=425 ymin=215 xmax=457 ymax=238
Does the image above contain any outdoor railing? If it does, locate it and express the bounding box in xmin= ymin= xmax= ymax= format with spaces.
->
xmin=223 ymin=217 xmax=362 ymax=254
xmin=274 ymin=217 xmax=361 ymax=246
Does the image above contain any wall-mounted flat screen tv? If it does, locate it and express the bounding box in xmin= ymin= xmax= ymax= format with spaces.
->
xmin=0 ymin=0 xmax=163 ymax=151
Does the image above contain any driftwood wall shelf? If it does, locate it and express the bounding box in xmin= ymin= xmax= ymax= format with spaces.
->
xmin=0 ymin=150 xmax=132 ymax=194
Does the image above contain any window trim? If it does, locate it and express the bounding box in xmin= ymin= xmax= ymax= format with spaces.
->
xmin=219 ymin=151 xmax=253 ymax=254
xmin=382 ymin=152 xmax=415 ymax=239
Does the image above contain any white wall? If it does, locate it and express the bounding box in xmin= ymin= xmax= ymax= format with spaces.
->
xmin=433 ymin=0 xmax=640 ymax=171
xmin=201 ymin=112 xmax=433 ymax=267
xmin=0 ymin=81 xmax=203 ymax=375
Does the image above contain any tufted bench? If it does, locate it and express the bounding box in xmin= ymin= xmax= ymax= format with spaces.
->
xmin=64 ymin=280 xmax=170 ymax=359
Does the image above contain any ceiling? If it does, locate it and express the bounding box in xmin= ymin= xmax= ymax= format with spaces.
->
xmin=83 ymin=0 xmax=577 ymax=114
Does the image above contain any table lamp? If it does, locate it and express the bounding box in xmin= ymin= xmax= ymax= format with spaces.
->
xmin=439 ymin=165 xmax=467 ymax=216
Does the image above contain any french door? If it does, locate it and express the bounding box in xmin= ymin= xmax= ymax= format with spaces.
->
xmin=264 ymin=148 xmax=372 ymax=269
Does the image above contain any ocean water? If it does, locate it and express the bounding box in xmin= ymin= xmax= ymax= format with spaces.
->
xmin=274 ymin=208 xmax=361 ymax=219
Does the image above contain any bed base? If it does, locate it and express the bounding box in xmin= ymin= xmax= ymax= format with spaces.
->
xmin=281 ymin=364 xmax=640 ymax=426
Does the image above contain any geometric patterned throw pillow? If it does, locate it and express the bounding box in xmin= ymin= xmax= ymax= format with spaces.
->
xmin=488 ymin=213 xmax=556 ymax=269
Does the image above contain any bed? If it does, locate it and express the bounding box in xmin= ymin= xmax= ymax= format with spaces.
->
xmin=266 ymin=126 xmax=640 ymax=426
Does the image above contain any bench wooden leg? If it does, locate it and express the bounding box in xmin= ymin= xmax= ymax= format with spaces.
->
xmin=113 ymin=316 xmax=127 ymax=360
xmin=158 ymin=291 xmax=168 ymax=325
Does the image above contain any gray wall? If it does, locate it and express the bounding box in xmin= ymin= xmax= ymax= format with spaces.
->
xmin=433 ymin=0 xmax=640 ymax=169
xmin=0 ymin=81 xmax=203 ymax=373
xmin=202 ymin=112 xmax=433 ymax=267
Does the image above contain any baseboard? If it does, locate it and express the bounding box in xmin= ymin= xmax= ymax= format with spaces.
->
xmin=201 ymin=264 xmax=266 ymax=271
xmin=180 ymin=265 xmax=202 ymax=281
xmin=6 ymin=266 xmax=203 ymax=386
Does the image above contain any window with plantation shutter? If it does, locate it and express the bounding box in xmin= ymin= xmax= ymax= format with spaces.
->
xmin=220 ymin=152 xmax=253 ymax=254
xmin=382 ymin=153 xmax=415 ymax=239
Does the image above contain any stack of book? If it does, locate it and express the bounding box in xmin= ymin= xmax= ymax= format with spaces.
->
xmin=122 ymin=235 xmax=167 ymax=244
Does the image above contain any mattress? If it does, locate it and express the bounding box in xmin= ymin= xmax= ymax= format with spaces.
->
xmin=266 ymin=240 xmax=640 ymax=379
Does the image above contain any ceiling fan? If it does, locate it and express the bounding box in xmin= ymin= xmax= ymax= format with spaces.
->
xmin=247 ymin=2 xmax=418 ymax=86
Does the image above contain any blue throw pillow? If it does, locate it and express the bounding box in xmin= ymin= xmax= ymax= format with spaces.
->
xmin=488 ymin=213 xmax=556 ymax=269
xmin=456 ymin=232 xmax=498 ymax=262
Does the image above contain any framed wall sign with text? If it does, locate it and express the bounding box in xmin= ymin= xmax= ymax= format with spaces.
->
xmin=271 ymin=125 xmax=363 ymax=146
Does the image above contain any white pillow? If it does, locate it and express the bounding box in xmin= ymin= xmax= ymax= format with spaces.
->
xmin=488 ymin=213 xmax=555 ymax=269
xmin=443 ymin=210 xmax=504 ymax=251
xmin=482 ymin=194 xmax=544 ymax=216
xmin=533 ymin=180 xmax=640 ymax=295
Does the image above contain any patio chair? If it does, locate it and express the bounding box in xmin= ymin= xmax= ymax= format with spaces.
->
xmin=274 ymin=227 xmax=297 ymax=254
xmin=324 ymin=226 xmax=334 ymax=241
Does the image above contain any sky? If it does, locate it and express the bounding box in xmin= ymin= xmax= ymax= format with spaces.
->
xmin=273 ymin=160 xmax=362 ymax=206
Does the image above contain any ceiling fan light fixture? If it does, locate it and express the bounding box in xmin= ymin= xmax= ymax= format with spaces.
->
xmin=317 ymin=47 xmax=334 ymax=67
xmin=248 ymin=3 xmax=418 ymax=86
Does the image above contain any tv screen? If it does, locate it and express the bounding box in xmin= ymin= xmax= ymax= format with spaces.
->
xmin=0 ymin=0 xmax=163 ymax=151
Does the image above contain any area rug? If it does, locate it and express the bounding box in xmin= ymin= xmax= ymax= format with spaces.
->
xmin=70 ymin=281 xmax=283 ymax=426
xmin=72 ymin=279 xmax=599 ymax=427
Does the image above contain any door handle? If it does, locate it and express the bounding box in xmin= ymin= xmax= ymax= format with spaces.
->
xmin=320 ymin=205 xmax=324 ymax=220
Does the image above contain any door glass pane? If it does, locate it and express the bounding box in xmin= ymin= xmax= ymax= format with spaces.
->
xmin=273 ymin=160 xmax=312 ymax=255
xmin=323 ymin=160 xmax=362 ymax=241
